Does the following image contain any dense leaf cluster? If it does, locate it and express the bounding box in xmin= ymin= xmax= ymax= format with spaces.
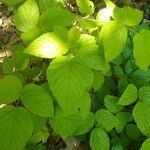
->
xmin=0 ymin=0 xmax=150 ymax=150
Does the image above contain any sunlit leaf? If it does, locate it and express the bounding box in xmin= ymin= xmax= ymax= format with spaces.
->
xmin=24 ymin=32 xmax=68 ymax=58
xmin=76 ymin=0 xmax=95 ymax=15
xmin=39 ymin=7 xmax=76 ymax=31
xmin=100 ymin=21 xmax=127 ymax=62
xmin=133 ymin=30 xmax=150 ymax=70
xmin=13 ymin=0 xmax=39 ymax=32
xmin=47 ymin=56 xmax=93 ymax=114
xmin=113 ymin=6 xmax=143 ymax=26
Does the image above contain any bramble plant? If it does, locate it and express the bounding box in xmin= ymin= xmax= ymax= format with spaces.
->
xmin=0 ymin=0 xmax=150 ymax=149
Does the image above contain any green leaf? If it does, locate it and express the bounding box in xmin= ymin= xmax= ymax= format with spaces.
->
xmin=31 ymin=114 xmax=47 ymax=133
xmin=21 ymin=83 xmax=54 ymax=117
xmin=133 ymin=30 xmax=150 ymax=70
xmin=78 ymin=92 xmax=91 ymax=118
xmin=50 ymin=108 xmax=82 ymax=138
xmin=115 ymin=112 xmax=133 ymax=133
xmin=72 ymin=34 xmax=105 ymax=70
xmin=24 ymin=32 xmax=68 ymax=58
xmin=21 ymin=27 xmax=42 ymax=44
xmin=95 ymin=109 xmax=118 ymax=131
xmin=75 ymin=112 xmax=95 ymax=135
xmin=104 ymin=95 xmax=123 ymax=113
xmin=79 ymin=18 xmax=97 ymax=33
xmin=113 ymin=6 xmax=143 ymax=26
xmin=68 ymin=27 xmax=80 ymax=47
xmin=2 ymin=57 xmax=14 ymax=74
xmin=76 ymin=0 xmax=95 ymax=15
xmin=140 ymin=138 xmax=150 ymax=150
xmin=118 ymin=84 xmax=137 ymax=105
xmin=0 ymin=106 xmax=33 ymax=150
xmin=133 ymin=102 xmax=150 ymax=137
xmin=90 ymin=128 xmax=110 ymax=150
xmin=92 ymin=71 xmax=104 ymax=91
xmin=37 ymin=0 xmax=64 ymax=12
xmin=13 ymin=0 xmax=39 ymax=32
xmin=118 ymin=78 xmax=128 ymax=96
xmin=47 ymin=56 xmax=93 ymax=114
xmin=100 ymin=21 xmax=127 ymax=62
xmin=139 ymin=86 xmax=150 ymax=104
xmin=0 ymin=75 xmax=22 ymax=104
xmin=12 ymin=45 xmax=29 ymax=70
xmin=39 ymin=7 xmax=76 ymax=31
xmin=126 ymin=124 xmax=141 ymax=141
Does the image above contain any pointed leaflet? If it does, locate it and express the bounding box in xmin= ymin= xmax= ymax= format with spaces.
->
xmin=104 ymin=95 xmax=123 ymax=113
xmin=139 ymin=86 xmax=150 ymax=104
xmin=76 ymin=0 xmax=95 ymax=15
xmin=39 ymin=7 xmax=76 ymax=31
xmin=24 ymin=32 xmax=68 ymax=58
xmin=113 ymin=6 xmax=143 ymax=26
xmin=133 ymin=30 xmax=150 ymax=70
xmin=133 ymin=102 xmax=150 ymax=137
xmin=13 ymin=0 xmax=39 ymax=32
xmin=0 ymin=106 xmax=33 ymax=150
xmin=95 ymin=109 xmax=119 ymax=132
xmin=118 ymin=84 xmax=137 ymax=105
xmin=0 ymin=75 xmax=22 ymax=104
xmin=100 ymin=21 xmax=127 ymax=62
xmin=90 ymin=128 xmax=110 ymax=150
xmin=21 ymin=83 xmax=54 ymax=117
xmin=140 ymin=138 xmax=150 ymax=150
xmin=47 ymin=56 xmax=93 ymax=113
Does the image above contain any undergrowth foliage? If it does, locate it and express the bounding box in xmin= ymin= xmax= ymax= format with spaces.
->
xmin=0 ymin=0 xmax=150 ymax=150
